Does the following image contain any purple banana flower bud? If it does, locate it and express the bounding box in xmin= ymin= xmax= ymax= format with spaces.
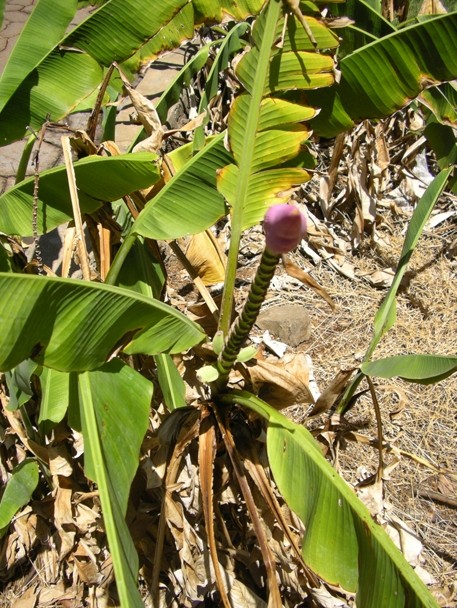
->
xmin=264 ymin=204 xmax=307 ymax=254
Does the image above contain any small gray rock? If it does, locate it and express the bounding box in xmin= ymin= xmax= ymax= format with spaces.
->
xmin=256 ymin=304 xmax=311 ymax=347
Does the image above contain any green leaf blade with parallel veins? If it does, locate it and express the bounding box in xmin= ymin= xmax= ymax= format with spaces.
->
xmin=361 ymin=354 xmax=457 ymax=384
xmin=0 ymin=0 xmax=78 ymax=115
xmin=221 ymin=390 xmax=439 ymax=608
xmin=77 ymin=362 xmax=152 ymax=608
xmin=0 ymin=273 xmax=205 ymax=373
xmin=0 ymin=460 xmax=39 ymax=538
xmin=309 ymin=12 xmax=457 ymax=137
xmin=132 ymin=133 xmax=231 ymax=241
xmin=0 ymin=153 xmax=160 ymax=237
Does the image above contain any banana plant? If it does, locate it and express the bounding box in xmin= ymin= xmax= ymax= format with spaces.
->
xmin=1 ymin=0 xmax=456 ymax=606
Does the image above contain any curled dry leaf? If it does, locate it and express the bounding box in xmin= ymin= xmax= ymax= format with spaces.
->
xmin=282 ymin=255 xmax=336 ymax=309
xmin=11 ymin=583 xmax=38 ymax=608
xmin=48 ymin=445 xmax=74 ymax=477
xmin=362 ymin=266 xmax=396 ymax=288
xmin=247 ymin=353 xmax=314 ymax=408
xmin=308 ymin=367 xmax=355 ymax=417
xmin=185 ymin=231 xmax=226 ymax=286
xmin=117 ymin=67 xmax=165 ymax=153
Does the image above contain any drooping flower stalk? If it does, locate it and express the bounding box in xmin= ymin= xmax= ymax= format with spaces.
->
xmin=216 ymin=204 xmax=307 ymax=387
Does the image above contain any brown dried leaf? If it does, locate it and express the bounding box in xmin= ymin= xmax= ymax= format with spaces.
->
xmin=74 ymin=502 xmax=100 ymax=535
xmin=166 ymin=111 xmax=207 ymax=135
xmin=308 ymin=368 xmax=355 ymax=417
xmin=227 ymin=577 xmax=267 ymax=608
xmin=11 ymin=584 xmax=38 ymax=608
xmin=437 ymin=474 xmax=457 ymax=497
xmin=248 ymin=354 xmax=314 ymax=408
xmin=198 ymin=411 xmax=230 ymax=608
xmin=319 ymin=132 xmax=346 ymax=215
xmin=49 ymin=445 xmax=74 ymax=477
xmin=362 ymin=266 xmax=395 ymax=288
xmin=374 ymin=124 xmax=390 ymax=172
xmin=37 ymin=582 xmax=76 ymax=606
xmin=357 ymin=478 xmax=384 ymax=519
xmin=74 ymin=556 xmax=100 ymax=585
xmin=54 ymin=484 xmax=74 ymax=529
xmin=282 ymin=255 xmax=336 ymax=310
xmin=117 ymin=67 xmax=165 ymax=152
xmin=187 ymin=294 xmax=223 ymax=337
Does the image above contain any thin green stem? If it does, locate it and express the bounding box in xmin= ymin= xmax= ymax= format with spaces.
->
xmin=104 ymin=230 xmax=137 ymax=285
xmin=15 ymin=134 xmax=36 ymax=184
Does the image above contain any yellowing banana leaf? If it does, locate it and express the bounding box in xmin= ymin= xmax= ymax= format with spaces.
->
xmin=309 ymin=12 xmax=457 ymax=137
xmin=251 ymin=9 xmax=339 ymax=51
xmin=65 ymin=0 xmax=188 ymax=66
xmin=128 ymin=0 xmax=263 ymax=69
xmin=216 ymin=0 xmax=338 ymax=334
xmin=218 ymin=165 xmax=310 ymax=230
xmin=0 ymin=273 xmax=205 ymax=372
xmin=221 ymin=390 xmax=439 ymax=608
xmin=237 ymin=49 xmax=335 ymax=95
xmin=0 ymin=153 xmax=160 ymax=236
xmin=76 ymin=361 xmax=152 ymax=608
xmin=216 ymin=0 xmax=337 ymax=233
xmin=193 ymin=0 xmax=266 ymax=21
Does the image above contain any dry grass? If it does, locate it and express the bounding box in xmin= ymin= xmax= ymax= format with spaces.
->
xmin=285 ymin=222 xmax=457 ymax=597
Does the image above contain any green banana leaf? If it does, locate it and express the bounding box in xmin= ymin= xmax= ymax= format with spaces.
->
xmin=332 ymin=0 xmax=396 ymax=57
xmin=0 ymin=273 xmax=205 ymax=372
xmin=76 ymin=361 xmax=152 ymax=607
xmin=3 ymin=359 xmax=37 ymax=410
xmin=155 ymin=353 xmax=187 ymax=410
xmin=193 ymin=22 xmax=250 ymax=151
xmin=0 ymin=0 xmax=189 ymax=144
xmin=362 ymin=354 xmax=457 ymax=384
xmin=132 ymin=132 xmax=231 ymax=240
xmin=309 ymin=12 xmax=457 ymax=137
xmin=221 ymin=390 xmax=439 ymax=608
xmin=116 ymin=236 xmax=166 ymax=300
xmin=38 ymin=367 xmax=71 ymax=425
xmin=0 ymin=460 xmax=39 ymax=538
xmin=0 ymin=152 xmax=160 ymax=237
xmin=0 ymin=0 xmax=77 ymax=116
xmin=337 ymin=168 xmax=452 ymax=413
xmin=424 ymin=122 xmax=457 ymax=171
xmin=371 ymin=168 xmax=452 ymax=354
xmin=419 ymin=82 xmax=457 ymax=127
xmin=0 ymin=0 xmax=266 ymax=146
xmin=0 ymin=50 xmax=104 ymax=145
